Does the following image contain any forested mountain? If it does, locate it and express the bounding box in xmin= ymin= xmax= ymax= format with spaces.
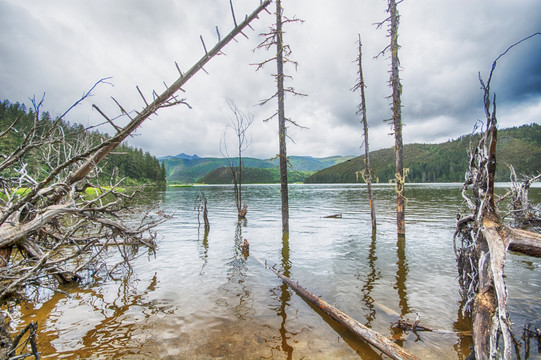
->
xmin=161 ymin=156 xmax=274 ymax=184
xmin=0 ymin=100 xmax=166 ymax=186
xmin=305 ymin=123 xmax=541 ymax=183
xmin=199 ymin=166 xmax=309 ymax=184
xmin=160 ymin=155 xmax=353 ymax=183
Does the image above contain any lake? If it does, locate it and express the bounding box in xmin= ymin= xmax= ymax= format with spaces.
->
xmin=11 ymin=183 xmax=541 ymax=359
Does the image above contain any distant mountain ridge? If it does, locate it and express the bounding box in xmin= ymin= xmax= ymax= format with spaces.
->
xmin=160 ymin=155 xmax=354 ymax=183
xmin=158 ymin=153 xmax=200 ymax=161
xmin=305 ymin=123 xmax=541 ymax=184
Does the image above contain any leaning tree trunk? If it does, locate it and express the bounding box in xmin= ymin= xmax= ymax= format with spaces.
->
xmin=354 ymin=34 xmax=376 ymax=231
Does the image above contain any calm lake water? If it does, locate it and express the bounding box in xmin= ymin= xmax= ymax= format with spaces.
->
xmin=11 ymin=183 xmax=541 ymax=359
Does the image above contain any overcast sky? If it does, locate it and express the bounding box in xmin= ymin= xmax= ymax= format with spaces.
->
xmin=1 ymin=0 xmax=540 ymax=159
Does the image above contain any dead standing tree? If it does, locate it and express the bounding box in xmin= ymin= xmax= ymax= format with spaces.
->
xmin=506 ymin=166 xmax=541 ymax=230
xmin=454 ymin=33 xmax=541 ymax=359
xmin=353 ymin=34 xmax=377 ymax=231
xmin=254 ymin=0 xmax=305 ymax=234
xmin=376 ymin=0 xmax=405 ymax=236
xmin=0 ymin=0 xmax=271 ymax=354
xmin=220 ymin=98 xmax=253 ymax=219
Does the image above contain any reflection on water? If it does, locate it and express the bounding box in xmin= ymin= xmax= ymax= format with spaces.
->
xmin=395 ymin=235 xmax=410 ymax=318
xmin=358 ymin=230 xmax=380 ymax=327
xmin=391 ymin=234 xmax=410 ymax=347
xmin=277 ymin=233 xmax=293 ymax=359
xmin=7 ymin=183 xmax=541 ymax=359
xmin=16 ymin=272 xmax=167 ymax=358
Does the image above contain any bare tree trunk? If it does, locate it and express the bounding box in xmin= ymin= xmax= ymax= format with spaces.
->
xmin=202 ymin=196 xmax=210 ymax=233
xmin=238 ymin=142 xmax=243 ymax=214
xmin=508 ymin=167 xmax=541 ymax=228
xmin=276 ymin=0 xmax=289 ymax=234
xmin=220 ymin=98 xmax=253 ymax=219
xmin=254 ymin=0 xmax=304 ymax=233
xmin=354 ymin=34 xmax=376 ymax=230
xmin=389 ymin=0 xmax=405 ymax=236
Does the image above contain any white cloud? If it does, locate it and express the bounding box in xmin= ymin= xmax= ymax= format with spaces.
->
xmin=1 ymin=0 xmax=540 ymax=158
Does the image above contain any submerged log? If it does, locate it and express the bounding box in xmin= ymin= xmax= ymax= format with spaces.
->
xmin=252 ymin=254 xmax=420 ymax=360
xmin=323 ymin=213 xmax=342 ymax=219
xmin=391 ymin=318 xmax=473 ymax=337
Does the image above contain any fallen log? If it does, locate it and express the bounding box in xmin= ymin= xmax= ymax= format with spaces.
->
xmin=501 ymin=225 xmax=541 ymax=257
xmin=252 ymin=254 xmax=420 ymax=360
xmin=323 ymin=213 xmax=342 ymax=218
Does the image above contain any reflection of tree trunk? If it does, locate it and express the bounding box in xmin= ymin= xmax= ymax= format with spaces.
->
xmin=224 ymin=223 xmax=252 ymax=320
xmin=14 ymin=273 xmax=159 ymax=357
xmin=79 ymin=275 xmax=157 ymax=352
xmin=395 ymin=235 xmax=410 ymax=317
xmin=360 ymin=230 xmax=380 ymax=326
xmin=454 ymin=298 xmax=474 ymax=357
xmin=278 ymin=233 xmax=293 ymax=358
xmin=198 ymin=229 xmax=209 ymax=275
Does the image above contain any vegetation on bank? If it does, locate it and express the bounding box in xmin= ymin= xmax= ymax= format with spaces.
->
xmin=304 ymin=123 xmax=541 ymax=184
xmin=0 ymin=100 xmax=166 ymax=186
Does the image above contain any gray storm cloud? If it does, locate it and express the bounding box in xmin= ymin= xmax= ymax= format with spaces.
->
xmin=1 ymin=0 xmax=540 ymax=158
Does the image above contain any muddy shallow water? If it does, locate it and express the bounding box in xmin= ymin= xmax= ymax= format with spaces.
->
xmin=10 ymin=183 xmax=541 ymax=359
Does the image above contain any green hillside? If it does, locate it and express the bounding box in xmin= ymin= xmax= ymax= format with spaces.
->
xmin=161 ymin=155 xmax=354 ymax=183
xmin=162 ymin=157 xmax=274 ymax=183
xmin=0 ymin=100 xmax=166 ymax=186
xmin=199 ymin=166 xmax=311 ymax=184
xmin=274 ymin=155 xmax=355 ymax=172
xmin=305 ymin=123 xmax=541 ymax=184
